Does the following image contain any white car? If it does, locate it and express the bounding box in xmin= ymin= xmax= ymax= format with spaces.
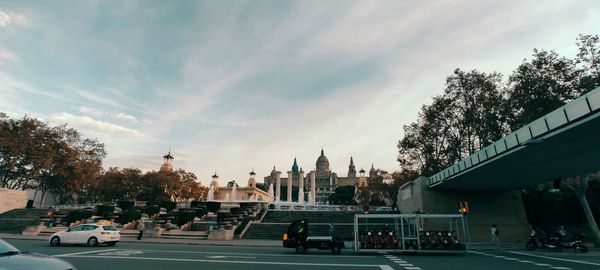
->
xmin=49 ymin=222 xmax=120 ymax=247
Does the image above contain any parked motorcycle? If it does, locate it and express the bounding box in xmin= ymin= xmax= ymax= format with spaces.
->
xmin=527 ymin=228 xmax=588 ymax=253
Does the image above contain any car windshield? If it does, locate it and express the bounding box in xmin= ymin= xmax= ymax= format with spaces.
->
xmin=103 ymin=226 xmax=118 ymax=231
xmin=0 ymin=239 xmax=20 ymax=255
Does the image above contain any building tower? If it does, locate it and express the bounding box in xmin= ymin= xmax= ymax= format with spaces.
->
xmin=210 ymin=172 xmax=220 ymax=191
xmin=159 ymin=149 xmax=174 ymax=172
xmin=369 ymin=164 xmax=377 ymax=178
xmin=348 ymin=156 xmax=356 ymax=178
xmin=358 ymin=168 xmax=368 ymax=187
xmin=248 ymin=169 xmax=257 ymax=188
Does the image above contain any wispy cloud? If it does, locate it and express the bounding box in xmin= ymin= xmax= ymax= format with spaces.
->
xmin=50 ymin=112 xmax=143 ymax=137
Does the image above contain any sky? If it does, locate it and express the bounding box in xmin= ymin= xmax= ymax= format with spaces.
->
xmin=0 ymin=1 xmax=598 ymax=186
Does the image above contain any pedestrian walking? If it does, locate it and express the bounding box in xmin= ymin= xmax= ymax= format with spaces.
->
xmin=136 ymin=219 xmax=145 ymax=240
xmin=491 ymin=224 xmax=500 ymax=242
xmin=328 ymin=223 xmax=335 ymax=236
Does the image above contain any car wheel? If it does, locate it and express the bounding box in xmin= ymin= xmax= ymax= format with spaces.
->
xmin=87 ymin=237 xmax=98 ymax=247
xmin=107 ymin=241 xmax=117 ymax=246
xmin=525 ymin=242 xmax=535 ymax=251
xmin=331 ymin=245 xmax=342 ymax=254
xmin=295 ymin=243 xmax=307 ymax=254
xmin=50 ymin=237 xmax=60 ymax=246
xmin=576 ymin=245 xmax=588 ymax=253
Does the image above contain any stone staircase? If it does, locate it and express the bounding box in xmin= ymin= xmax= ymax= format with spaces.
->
xmin=120 ymin=229 xmax=209 ymax=240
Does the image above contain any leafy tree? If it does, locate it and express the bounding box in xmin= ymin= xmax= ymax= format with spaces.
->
xmin=576 ymin=34 xmax=600 ymax=89
xmin=0 ymin=114 xmax=105 ymax=206
xmin=505 ymin=49 xmax=581 ymax=130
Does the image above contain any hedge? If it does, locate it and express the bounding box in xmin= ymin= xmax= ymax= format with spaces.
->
xmin=145 ymin=205 xmax=160 ymax=216
xmin=118 ymin=200 xmax=135 ymax=212
xmin=63 ymin=210 xmax=93 ymax=225
xmin=118 ymin=210 xmax=142 ymax=224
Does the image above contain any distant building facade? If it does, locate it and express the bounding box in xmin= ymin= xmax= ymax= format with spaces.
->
xmin=264 ymin=149 xmax=376 ymax=203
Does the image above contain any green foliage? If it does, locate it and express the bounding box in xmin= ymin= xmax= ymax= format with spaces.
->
xmin=145 ymin=205 xmax=160 ymax=216
xmin=397 ymin=34 xmax=599 ymax=176
xmin=95 ymin=205 xmax=115 ymax=217
xmin=0 ymin=114 xmax=105 ymax=205
xmin=194 ymin=207 xmax=208 ymax=218
xmin=118 ymin=210 xmax=142 ymax=225
xmin=118 ymin=200 xmax=135 ymax=212
xmin=161 ymin=201 xmax=177 ymax=213
xmin=176 ymin=210 xmax=196 ymax=227
xmin=206 ymin=201 xmax=221 ymax=213
xmin=327 ymin=186 xmax=356 ymax=205
xmin=63 ymin=210 xmax=93 ymax=225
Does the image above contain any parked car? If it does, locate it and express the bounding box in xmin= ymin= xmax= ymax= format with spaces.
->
xmin=49 ymin=221 xmax=120 ymax=247
xmin=0 ymin=238 xmax=76 ymax=270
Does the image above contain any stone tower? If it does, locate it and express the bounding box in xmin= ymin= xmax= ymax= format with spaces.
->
xmin=248 ymin=169 xmax=257 ymax=188
xmin=159 ymin=150 xmax=174 ymax=173
xmin=348 ymin=156 xmax=356 ymax=178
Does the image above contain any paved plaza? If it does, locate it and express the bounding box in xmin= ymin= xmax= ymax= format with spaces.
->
xmin=4 ymin=238 xmax=600 ymax=270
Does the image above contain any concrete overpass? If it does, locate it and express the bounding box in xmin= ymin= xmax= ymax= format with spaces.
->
xmin=398 ymin=87 xmax=600 ymax=241
xmin=429 ymin=86 xmax=600 ymax=189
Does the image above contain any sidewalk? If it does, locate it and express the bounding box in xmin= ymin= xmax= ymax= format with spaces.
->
xmin=0 ymin=233 xmax=281 ymax=247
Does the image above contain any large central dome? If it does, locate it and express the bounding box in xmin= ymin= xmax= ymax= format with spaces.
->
xmin=316 ymin=148 xmax=330 ymax=172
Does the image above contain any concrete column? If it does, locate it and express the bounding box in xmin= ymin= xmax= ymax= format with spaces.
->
xmin=287 ymin=171 xmax=293 ymax=202
xmin=310 ymin=172 xmax=316 ymax=204
xmin=298 ymin=171 xmax=305 ymax=203
xmin=275 ymin=172 xmax=281 ymax=202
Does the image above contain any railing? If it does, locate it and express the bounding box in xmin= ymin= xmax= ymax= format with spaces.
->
xmin=428 ymin=86 xmax=600 ymax=187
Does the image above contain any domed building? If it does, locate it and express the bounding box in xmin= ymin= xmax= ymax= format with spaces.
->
xmin=264 ymin=148 xmax=377 ymax=203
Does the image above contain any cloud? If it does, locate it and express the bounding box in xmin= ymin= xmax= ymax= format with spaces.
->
xmin=0 ymin=48 xmax=17 ymax=62
xmin=78 ymin=106 xmax=139 ymax=123
xmin=113 ymin=112 xmax=138 ymax=123
xmin=0 ymin=10 xmax=27 ymax=28
xmin=0 ymin=11 xmax=11 ymax=27
xmin=78 ymin=106 xmax=104 ymax=117
xmin=51 ymin=112 xmax=143 ymax=137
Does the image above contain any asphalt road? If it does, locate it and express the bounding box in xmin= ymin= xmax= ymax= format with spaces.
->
xmin=5 ymin=239 xmax=600 ymax=270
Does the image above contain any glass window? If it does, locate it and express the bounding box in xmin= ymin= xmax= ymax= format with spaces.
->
xmin=69 ymin=225 xmax=85 ymax=232
xmin=83 ymin=225 xmax=98 ymax=231
xmin=0 ymin=239 xmax=20 ymax=254
xmin=102 ymin=226 xmax=118 ymax=231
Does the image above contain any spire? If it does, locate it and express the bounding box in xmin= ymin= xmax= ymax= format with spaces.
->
xmin=292 ymin=157 xmax=299 ymax=173
xmin=350 ymin=156 xmax=354 ymax=166
xmin=250 ymin=168 xmax=256 ymax=176
xmin=321 ymin=148 xmax=324 ymax=156
xmin=212 ymin=170 xmax=218 ymax=179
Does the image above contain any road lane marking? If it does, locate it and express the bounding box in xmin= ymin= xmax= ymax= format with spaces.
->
xmin=508 ymin=251 xmax=600 ymax=266
xmin=61 ymin=255 xmax=391 ymax=268
xmin=206 ymin=255 xmax=256 ymax=259
xmin=550 ymin=267 xmax=572 ymax=270
xmin=54 ymin=249 xmax=118 ymax=257
xmin=97 ymin=250 xmax=144 ymax=256
xmin=130 ymin=248 xmax=375 ymax=258
xmin=383 ymin=254 xmax=422 ymax=270
xmin=379 ymin=266 xmax=394 ymax=270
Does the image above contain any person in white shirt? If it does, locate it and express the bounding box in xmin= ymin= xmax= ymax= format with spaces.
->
xmin=491 ymin=224 xmax=500 ymax=242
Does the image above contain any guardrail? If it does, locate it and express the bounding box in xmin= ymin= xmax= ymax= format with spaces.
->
xmin=428 ymin=86 xmax=600 ymax=187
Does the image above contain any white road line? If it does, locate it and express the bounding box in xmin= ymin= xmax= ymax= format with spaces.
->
xmin=63 ymin=255 xmax=390 ymax=268
xmin=130 ymin=248 xmax=375 ymax=258
xmin=551 ymin=267 xmax=572 ymax=270
xmin=508 ymin=251 xmax=600 ymax=266
xmin=379 ymin=266 xmax=394 ymax=270
xmin=53 ymin=249 xmax=118 ymax=257
xmin=405 ymin=267 xmax=421 ymax=270
xmin=398 ymin=263 xmax=414 ymax=266
xmin=533 ymin=263 xmax=551 ymax=266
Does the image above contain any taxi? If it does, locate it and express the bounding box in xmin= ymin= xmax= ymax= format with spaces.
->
xmin=49 ymin=220 xmax=120 ymax=247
